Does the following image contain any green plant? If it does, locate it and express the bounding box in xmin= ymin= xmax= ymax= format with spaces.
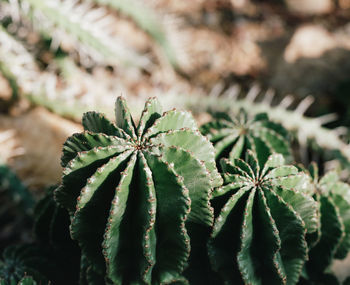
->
xmin=0 ymin=164 xmax=34 ymax=251
xmin=55 ymin=96 xmax=221 ymax=284
xmin=33 ymin=186 xmax=81 ymax=284
xmin=209 ymin=150 xmax=318 ymax=284
xmin=300 ymin=163 xmax=350 ymax=283
xmin=2 ymin=96 xmax=350 ymax=284
xmin=0 ymin=276 xmax=38 ymax=285
xmin=0 ymin=245 xmax=53 ymax=284
xmin=184 ymin=88 xmax=350 ymax=170
xmin=200 ymin=109 xmax=291 ymax=166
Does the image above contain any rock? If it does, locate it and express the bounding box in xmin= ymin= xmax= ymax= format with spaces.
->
xmin=0 ymin=108 xmax=82 ymax=190
xmin=286 ymin=0 xmax=334 ymax=15
xmin=284 ymin=25 xmax=336 ymax=63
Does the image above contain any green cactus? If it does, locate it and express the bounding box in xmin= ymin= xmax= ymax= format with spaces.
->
xmin=33 ymin=186 xmax=81 ymax=284
xmin=55 ymin=96 xmax=221 ymax=284
xmin=0 ymin=245 xmax=53 ymax=284
xmin=301 ymin=163 xmax=350 ymax=281
xmin=0 ymin=164 xmax=34 ymax=250
xmin=200 ymin=110 xmax=291 ymax=167
xmin=208 ymin=150 xmax=318 ymax=285
xmin=0 ymin=276 xmax=38 ymax=285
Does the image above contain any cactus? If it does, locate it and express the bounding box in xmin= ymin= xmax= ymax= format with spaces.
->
xmin=0 ymin=276 xmax=38 ymax=285
xmin=200 ymin=109 xmax=291 ymax=166
xmin=0 ymin=164 xmax=34 ymax=250
xmin=208 ymin=150 xmax=318 ymax=284
xmin=55 ymin=96 xmax=221 ymax=284
xmin=0 ymin=245 xmax=53 ymax=284
xmin=301 ymin=163 xmax=350 ymax=281
xmin=33 ymin=186 xmax=81 ymax=284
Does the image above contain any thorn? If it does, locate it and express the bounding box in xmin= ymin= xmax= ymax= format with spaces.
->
xmin=279 ymin=95 xmax=294 ymax=109
xmin=223 ymin=84 xmax=241 ymax=100
xmin=246 ymin=84 xmax=260 ymax=102
xmin=295 ymin=95 xmax=314 ymax=114
xmin=263 ymin=88 xmax=275 ymax=105
xmin=209 ymin=82 xmax=225 ymax=98
xmin=317 ymin=113 xmax=338 ymax=125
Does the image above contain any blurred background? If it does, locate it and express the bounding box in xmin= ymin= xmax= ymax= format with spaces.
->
xmin=1 ymin=0 xmax=350 ymax=270
xmin=2 ymin=0 xmax=350 ymax=190
xmin=1 ymin=0 xmax=350 ymax=280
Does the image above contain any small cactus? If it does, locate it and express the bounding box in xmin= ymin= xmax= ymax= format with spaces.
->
xmin=208 ymin=150 xmax=318 ymax=285
xmin=302 ymin=163 xmax=350 ymax=281
xmin=0 ymin=245 xmax=53 ymax=284
xmin=200 ymin=110 xmax=291 ymax=167
xmin=55 ymin=96 xmax=221 ymax=284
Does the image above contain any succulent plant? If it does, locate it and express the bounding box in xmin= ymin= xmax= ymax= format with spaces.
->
xmin=0 ymin=164 xmax=34 ymax=251
xmin=0 ymin=276 xmax=38 ymax=285
xmin=200 ymin=110 xmax=291 ymax=167
xmin=0 ymin=245 xmax=53 ymax=284
xmin=301 ymin=163 xmax=350 ymax=280
xmin=208 ymin=150 xmax=318 ymax=285
xmin=33 ymin=186 xmax=81 ymax=284
xmin=55 ymin=96 xmax=221 ymax=284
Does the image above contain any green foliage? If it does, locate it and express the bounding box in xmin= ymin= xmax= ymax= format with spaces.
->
xmin=301 ymin=163 xmax=350 ymax=282
xmin=209 ymin=151 xmax=318 ymax=284
xmin=200 ymin=110 xmax=291 ymax=167
xmin=0 ymin=245 xmax=53 ymax=284
xmin=0 ymin=164 xmax=34 ymax=250
xmin=33 ymin=187 xmax=81 ymax=284
xmin=2 ymin=96 xmax=350 ymax=284
xmin=55 ymin=96 xmax=221 ymax=284
xmin=0 ymin=164 xmax=35 ymax=215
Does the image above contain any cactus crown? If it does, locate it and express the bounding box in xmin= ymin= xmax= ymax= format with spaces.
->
xmin=200 ymin=110 xmax=291 ymax=167
xmin=209 ymin=151 xmax=318 ymax=285
xmin=55 ymin=96 xmax=221 ymax=284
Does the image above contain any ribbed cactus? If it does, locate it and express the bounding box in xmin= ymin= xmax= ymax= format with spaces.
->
xmin=55 ymin=96 xmax=221 ymax=284
xmin=33 ymin=186 xmax=81 ymax=284
xmin=200 ymin=110 xmax=291 ymax=167
xmin=208 ymin=150 xmax=318 ymax=284
xmin=0 ymin=245 xmax=53 ymax=284
xmin=0 ymin=276 xmax=37 ymax=285
xmin=302 ymin=163 xmax=350 ymax=281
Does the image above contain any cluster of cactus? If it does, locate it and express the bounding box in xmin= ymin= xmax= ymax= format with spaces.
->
xmin=1 ymin=96 xmax=350 ymax=284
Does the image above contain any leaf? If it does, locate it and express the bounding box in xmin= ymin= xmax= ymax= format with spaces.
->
xmin=209 ymin=187 xmax=250 ymax=283
xmin=264 ymin=166 xmax=299 ymax=180
xmin=262 ymin=153 xmax=285 ymax=175
xmin=273 ymin=186 xmax=319 ymax=234
xmin=251 ymin=189 xmax=285 ymax=284
xmin=102 ymin=153 xmax=138 ymax=284
xmin=82 ymin=111 xmax=124 ymax=137
xmin=264 ymin=189 xmax=307 ymax=285
xmin=332 ymin=193 xmax=350 ymax=259
xmin=161 ymin=146 xmax=213 ymax=226
xmin=306 ymin=196 xmax=344 ymax=277
xmin=228 ymin=135 xmax=245 ymax=161
xmin=150 ymin=129 xmax=222 ymax=188
xmin=115 ymin=97 xmax=137 ymax=140
xmin=144 ymin=151 xmax=190 ymax=284
xmin=144 ymin=110 xmax=197 ymax=139
xmin=56 ymin=146 xmax=127 ymax=212
xmin=137 ymin=97 xmax=162 ymax=137
xmin=70 ymin=151 xmax=134 ymax=272
xmin=237 ymin=189 xmax=258 ymax=284
xmin=61 ymin=132 xmax=129 ymax=167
